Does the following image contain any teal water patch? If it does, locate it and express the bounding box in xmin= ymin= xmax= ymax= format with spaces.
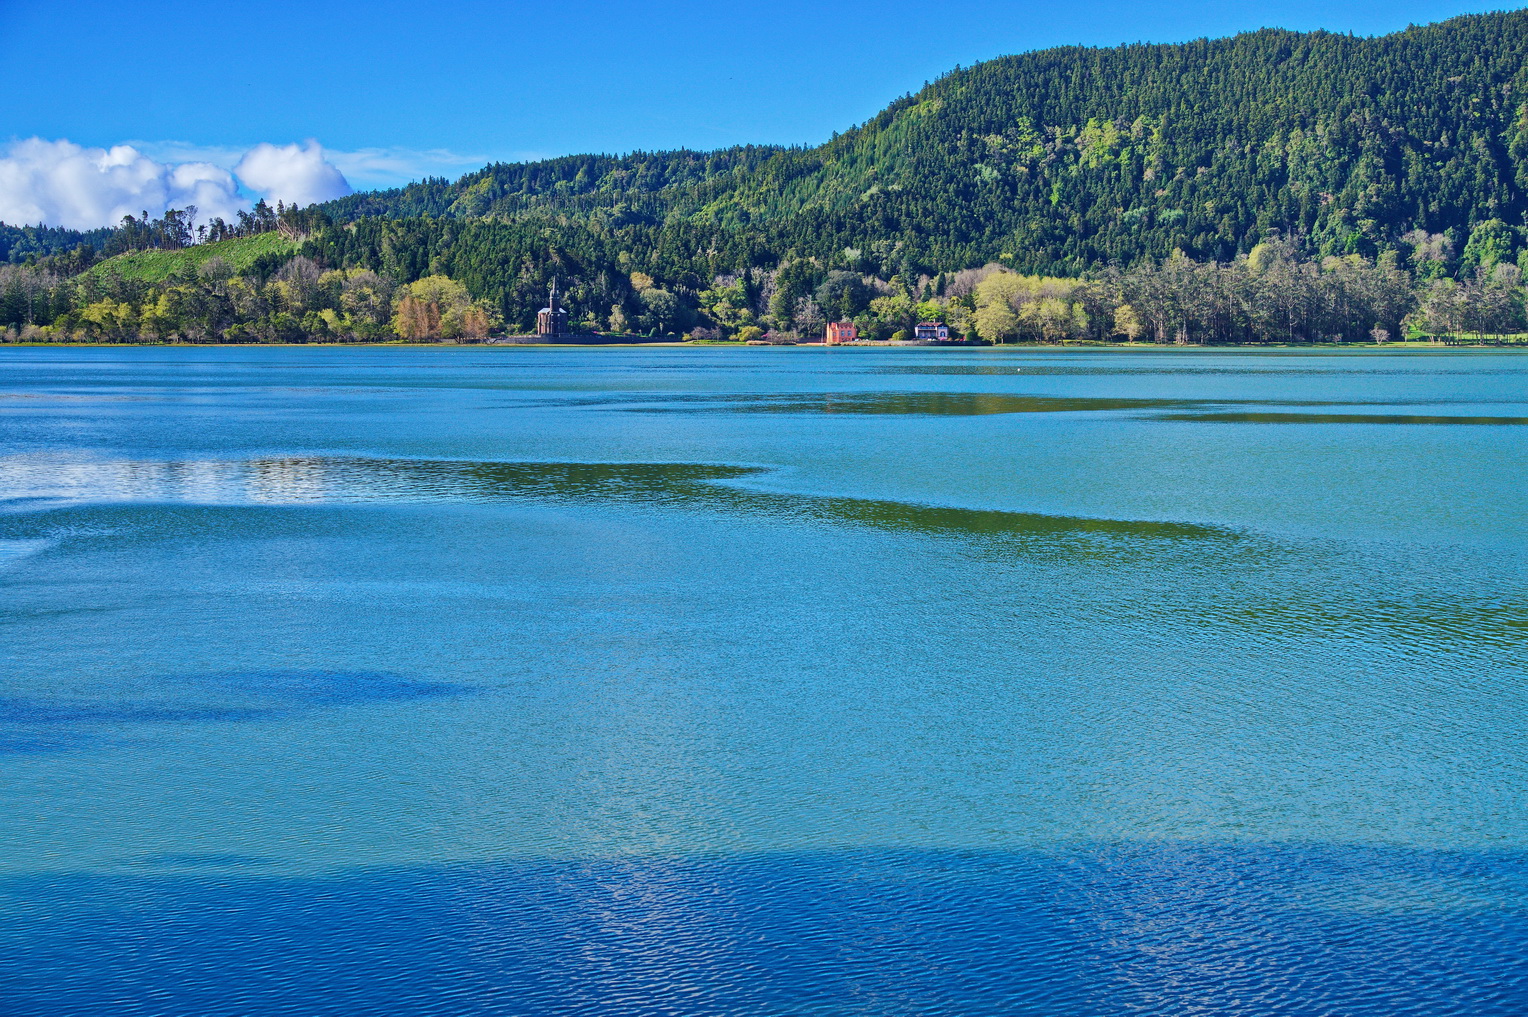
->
xmin=0 ymin=456 xmax=1231 ymax=549
xmin=1161 ymin=410 xmax=1528 ymax=425
xmin=130 ymin=853 xmax=278 ymax=869
xmin=3 ymin=346 xmax=1527 ymax=1010
xmin=558 ymin=391 xmax=1210 ymax=415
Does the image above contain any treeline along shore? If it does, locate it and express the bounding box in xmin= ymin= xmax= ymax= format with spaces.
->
xmin=1 ymin=224 xmax=1518 ymax=346
xmin=9 ymin=10 xmax=1528 ymax=346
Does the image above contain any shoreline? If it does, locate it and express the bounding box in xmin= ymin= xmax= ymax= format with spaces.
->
xmin=4 ymin=340 xmax=1526 ymax=352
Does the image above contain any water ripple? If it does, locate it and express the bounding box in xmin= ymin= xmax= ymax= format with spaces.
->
xmin=3 ymin=846 xmax=1525 ymax=1017
xmin=0 ymin=671 xmax=467 ymax=754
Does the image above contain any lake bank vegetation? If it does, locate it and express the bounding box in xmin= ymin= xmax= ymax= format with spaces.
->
xmin=3 ymin=225 xmax=1526 ymax=346
xmin=9 ymin=11 xmax=1528 ymax=346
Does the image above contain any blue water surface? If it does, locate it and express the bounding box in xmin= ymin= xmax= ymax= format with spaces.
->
xmin=1 ymin=345 xmax=1525 ymax=1015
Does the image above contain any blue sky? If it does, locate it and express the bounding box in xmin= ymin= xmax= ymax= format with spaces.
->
xmin=0 ymin=0 xmax=1515 ymax=226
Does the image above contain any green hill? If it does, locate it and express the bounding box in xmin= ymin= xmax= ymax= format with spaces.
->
xmin=317 ymin=9 xmax=1528 ymax=274
xmin=15 ymin=10 xmax=1528 ymax=345
xmin=83 ymin=232 xmax=295 ymax=284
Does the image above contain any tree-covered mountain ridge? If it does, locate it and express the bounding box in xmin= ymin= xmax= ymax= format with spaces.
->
xmin=11 ymin=9 xmax=1528 ymax=346
xmin=316 ymin=9 xmax=1528 ymax=273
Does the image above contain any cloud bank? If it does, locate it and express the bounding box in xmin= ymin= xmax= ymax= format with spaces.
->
xmin=0 ymin=138 xmax=354 ymax=230
xmin=131 ymin=142 xmax=491 ymax=193
xmin=234 ymin=142 xmax=352 ymax=207
xmin=0 ymin=139 xmax=244 ymax=230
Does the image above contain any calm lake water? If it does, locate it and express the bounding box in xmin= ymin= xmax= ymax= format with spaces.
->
xmin=2 ymin=345 xmax=1526 ymax=1016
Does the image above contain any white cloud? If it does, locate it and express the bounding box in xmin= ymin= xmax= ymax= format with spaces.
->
xmin=126 ymin=141 xmax=250 ymax=168
xmin=131 ymin=141 xmax=491 ymax=192
xmin=323 ymin=147 xmax=489 ymax=189
xmin=233 ymin=141 xmax=352 ymax=206
xmin=0 ymin=138 xmax=244 ymax=230
xmin=0 ymin=137 xmax=357 ymax=230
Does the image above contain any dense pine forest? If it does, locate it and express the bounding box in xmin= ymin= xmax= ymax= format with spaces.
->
xmin=8 ymin=9 xmax=1528 ymax=344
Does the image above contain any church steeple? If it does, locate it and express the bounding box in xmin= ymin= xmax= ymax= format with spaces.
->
xmin=536 ymin=277 xmax=571 ymax=337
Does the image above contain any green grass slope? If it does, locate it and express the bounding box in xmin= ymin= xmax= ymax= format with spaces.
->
xmin=84 ymin=233 xmax=295 ymax=284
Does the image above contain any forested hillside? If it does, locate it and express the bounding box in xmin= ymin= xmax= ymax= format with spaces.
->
xmin=0 ymin=223 xmax=114 ymax=264
xmin=310 ymin=9 xmax=1528 ymax=273
xmin=10 ymin=10 xmax=1528 ymax=345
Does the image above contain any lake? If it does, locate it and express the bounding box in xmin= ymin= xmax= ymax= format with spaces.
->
xmin=2 ymin=345 xmax=1525 ymax=1015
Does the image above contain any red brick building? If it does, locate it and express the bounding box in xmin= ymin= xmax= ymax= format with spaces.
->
xmin=825 ymin=321 xmax=858 ymax=344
